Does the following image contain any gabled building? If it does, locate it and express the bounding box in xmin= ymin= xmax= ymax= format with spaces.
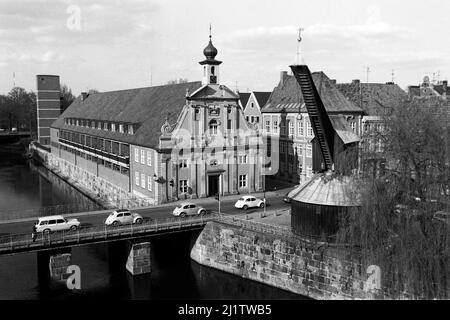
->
xmin=407 ymin=76 xmax=449 ymax=98
xmin=336 ymin=80 xmax=407 ymax=176
xmin=261 ymin=71 xmax=363 ymax=184
xmin=49 ymin=35 xmax=263 ymax=206
xmin=243 ymin=91 xmax=271 ymax=126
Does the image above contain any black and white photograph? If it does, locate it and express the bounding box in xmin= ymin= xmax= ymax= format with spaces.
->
xmin=0 ymin=0 xmax=449 ymax=308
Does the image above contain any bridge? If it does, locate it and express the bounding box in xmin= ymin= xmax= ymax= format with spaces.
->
xmin=0 ymin=213 xmax=220 ymax=256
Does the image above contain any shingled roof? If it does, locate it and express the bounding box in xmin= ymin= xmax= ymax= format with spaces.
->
xmin=408 ymin=96 xmax=450 ymax=126
xmin=253 ymin=91 xmax=272 ymax=108
xmin=261 ymin=72 xmax=363 ymax=114
xmin=238 ymin=92 xmax=251 ymax=108
xmin=336 ymin=82 xmax=407 ymax=116
xmin=51 ymin=81 xmax=202 ymax=148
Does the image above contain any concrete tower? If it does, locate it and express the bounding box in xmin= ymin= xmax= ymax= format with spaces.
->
xmin=36 ymin=75 xmax=60 ymax=146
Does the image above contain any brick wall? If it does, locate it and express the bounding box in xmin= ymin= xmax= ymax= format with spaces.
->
xmin=191 ymin=221 xmax=413 ymax=300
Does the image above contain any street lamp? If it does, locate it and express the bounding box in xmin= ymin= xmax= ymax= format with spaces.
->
xmin=214 ymin=169 xmax=226 ymax=215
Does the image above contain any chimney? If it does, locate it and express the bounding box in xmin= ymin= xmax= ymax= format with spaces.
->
xmin=280 ymin=71 xmax=288 ymax=85
xmin=81 ymin=92 xmax=88 ymax=101
xmin=352 ymin=79 xmax=360 ymax=85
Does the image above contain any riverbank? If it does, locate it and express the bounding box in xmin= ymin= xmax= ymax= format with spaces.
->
xmin=191 ymin=212 xmax=417 ymax=300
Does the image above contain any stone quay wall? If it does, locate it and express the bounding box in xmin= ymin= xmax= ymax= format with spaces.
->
xmin=191 ymin=220 xmax=412 ymax=300
xmin=31 ymin=144 xmax=154 ymax=209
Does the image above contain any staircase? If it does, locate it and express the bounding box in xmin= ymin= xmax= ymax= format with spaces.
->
xmin=290 ymin=65 xmax=334 ymax=170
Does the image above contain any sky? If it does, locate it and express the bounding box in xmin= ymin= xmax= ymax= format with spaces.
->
xmin=1 ymin=0 xmax=450 ymax=95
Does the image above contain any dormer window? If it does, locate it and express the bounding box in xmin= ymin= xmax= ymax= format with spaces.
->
xmin=111 ymin=123 xmax=116 ymax=132
xmin=119 ymin=124 xmax=124 ymax=133
xmin=128 ymin=125 xmax=134 ymax=135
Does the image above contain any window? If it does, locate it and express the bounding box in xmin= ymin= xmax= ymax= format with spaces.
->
xmin=265 ymin=119 xmax=271 ymax=133
xmin=251 ymin=116 xmax=254 ymax=123
xmin=140 ymin=150 xmax=145 ymax=164
xmin=289 ymin=120 xmax=294 ymax=136
xmin=147 ymin=151 xmax=152 ymax=166
xmin=246 ymin=116 xmax=249 ymax=122
xmin=128 ymin=125 xmax=134 ymax=135
xmin=239 ymin=155 xmax=248 ymax=164
xmin=141 ymin=174 xmax=145 ymax=188
xmin=135 ymin=171 xmax=139 ymax=186
xmin=350 ymin=121 xmax=356 ymax=133
xmin=147 ymin=176 xmax=152 ymax=191
xmin=119 ymin=124 xmax=124 ymax=133
xmin=111 ymin=123 xmax=116 ymax=132
xmin=307 ymin=120 xmax=313 ymax=137
xmin=255 ymin=116 xmax=259 ymax=123
xmin=306 ymin=166 xmax=312 ymax=177
xmin=180 ymin=180 xmax=188 ymax=193
xmin=306 ymin=144 xmax=312 ymax=157
xmin=251 ymin=102 xmax=254 ymax=108
xmin=209 ymin=119 xmax=218 ymax=135
xmin=179 ymin=159 xmax=188 ymax=168
xmin=239 ymin=175 xmax=247 ymax=188
xmin=298 ymin=144 xmax=303 ymax=156
xmin=272 ymin=119 xmax=278 ymax=134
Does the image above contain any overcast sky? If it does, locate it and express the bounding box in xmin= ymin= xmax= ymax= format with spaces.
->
xmin=1 ymin=0 xmax=450 ymax=95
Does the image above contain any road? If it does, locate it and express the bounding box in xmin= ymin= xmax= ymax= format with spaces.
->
xmin=0 ymin=193 xmax=290 ymax=237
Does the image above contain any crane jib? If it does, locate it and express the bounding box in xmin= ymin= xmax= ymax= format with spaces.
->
xmin=289 ymin=64 xmax=335 ymax=172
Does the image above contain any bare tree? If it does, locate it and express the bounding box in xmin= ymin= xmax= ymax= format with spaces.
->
xmin=166 ymin=78 xmax=188 ymax=85
xmin=337 ymin=98 xmax=450 ymax=299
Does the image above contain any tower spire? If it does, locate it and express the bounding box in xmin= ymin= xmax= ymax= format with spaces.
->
xmin=209 ymin=23 xmax=212 ymax=40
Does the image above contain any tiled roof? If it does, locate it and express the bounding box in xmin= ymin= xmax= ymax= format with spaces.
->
xmin=238 ymin=92 xmax=251 ymax=108
xmin=261 ymin=72 xmax=363 ymax=114
xmin=253 ymin=91 xmax=271 ymax=108
xmin=336 ymin=82 xmax=407 ymax=116
xmin=407 ymin=85 xmax=421 ymax=97
xmin=51 ymin=81 xmax=202 ymax=148
xmin=430 ymin=84 xmax=450 ymax=96
xmin=408 ymin=96 xmax=450 ymax=126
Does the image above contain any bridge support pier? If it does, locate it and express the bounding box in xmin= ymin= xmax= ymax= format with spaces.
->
xmin=48 ymin=248 xmax=72 ymax=282
xmin=126 ymin=241 xmax=151 ymax=276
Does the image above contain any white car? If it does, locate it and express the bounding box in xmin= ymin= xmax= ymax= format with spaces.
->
xmin=234 ymin=196 xmax=265 ymax=210
xmin=105 ymin=209 xmax=143 ymax=226
xmin=172 ymin=203 xmax=207 ymax=217
xmin=34 ymin=215 xmax=80 ymax=233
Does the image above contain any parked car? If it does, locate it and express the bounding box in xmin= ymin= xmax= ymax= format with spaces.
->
xmin=105 ymin=209 xmax=143 ymax=226
xmin=234 ymin=195 xmax=265 ymax=210
xmin=34 ymin=215 xmax=80 ymax=233
xmin=11 ymin=127 xmax=17 ymax=133
xmin=172 ymin=203 xmax=207 ymax=217
xmin=283 ymin=191 xmax=292 ymax=203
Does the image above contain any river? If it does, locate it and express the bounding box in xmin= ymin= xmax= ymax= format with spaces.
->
xmin=0 ymin=152 xmax=303 ymax=300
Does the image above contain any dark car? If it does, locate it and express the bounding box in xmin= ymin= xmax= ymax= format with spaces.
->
xmin=283 ymin=192 xmax=291 ymax=203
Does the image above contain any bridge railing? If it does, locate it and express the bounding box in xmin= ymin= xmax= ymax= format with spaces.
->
xmin=0 ymin=202 xmax=105 ymax=222
xmin=0 ymin=213 xmax=220 ymax=254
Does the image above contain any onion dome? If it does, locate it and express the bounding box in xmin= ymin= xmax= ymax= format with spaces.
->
xmin=203 ymin=37 xmax=218 ymax=60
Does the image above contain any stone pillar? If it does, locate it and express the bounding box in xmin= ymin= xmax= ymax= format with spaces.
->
xmin=126 ymin=241 xmax=151 ymax=276
xmin=48 ymin=250 xmax=72 ymax=282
